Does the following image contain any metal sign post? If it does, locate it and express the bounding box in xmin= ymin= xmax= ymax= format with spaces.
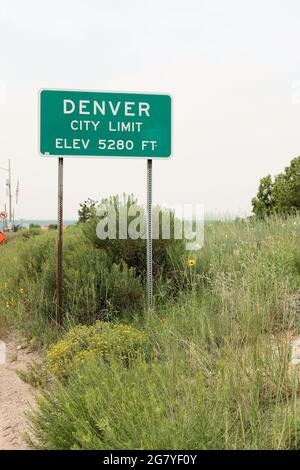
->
xmin=147 ymin=159 xmax=153 ymax=307
xmin=56 ymin=157 xmax=63 ymax=325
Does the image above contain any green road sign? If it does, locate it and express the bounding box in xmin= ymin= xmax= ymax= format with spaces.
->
xmin=39 ymin=90 xmax=171 ymax=158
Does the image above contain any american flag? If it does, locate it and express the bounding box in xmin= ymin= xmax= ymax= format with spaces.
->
xmin=16 ymin=180 xmax=19 ymax=204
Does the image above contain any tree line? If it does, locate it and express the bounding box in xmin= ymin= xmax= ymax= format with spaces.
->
xmin=252 ymin=156 xmax=300 ymax=217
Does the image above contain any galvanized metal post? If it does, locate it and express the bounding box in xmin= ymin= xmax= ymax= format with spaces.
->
xmin=147 ymin=159 xmax=153 ymax=307
xmin=56 ymin=157 xmax=63 ymax=325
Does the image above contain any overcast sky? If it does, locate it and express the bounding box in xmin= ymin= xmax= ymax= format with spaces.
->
xmin=1 ymin=0 xmax=300 ymax=220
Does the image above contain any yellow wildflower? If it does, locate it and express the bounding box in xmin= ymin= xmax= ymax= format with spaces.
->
xmin=187 ymin=258 xmax=196 ymax=268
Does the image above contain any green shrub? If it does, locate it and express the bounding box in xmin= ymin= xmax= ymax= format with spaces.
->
xmin=6 ymin=228 xmax=144 ymax=328
xmin=0 ymin=225 xmax=146 ymax=344
xmin=81 ymin=194 xmax=185 ymax=280
xmin=28 ymin=339 xmax=299 ymax=450
xmin=62 ymin=232 xmax=144 ymax=321
xmin=29 ymin=227 xmax=42 ymax=237
xmin=46 ymin=321 xmax=145 ymax=377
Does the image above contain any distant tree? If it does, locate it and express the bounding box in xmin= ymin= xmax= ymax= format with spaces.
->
xmin=251 ymin=175 xmax=274 ymax=218
xmin=78 ymin=198 xmax=97 ymax=223
xmin=252 ymin=157 xmax=300 ymax=217
xmin=272 ymin=157 xmax=300 ymax=214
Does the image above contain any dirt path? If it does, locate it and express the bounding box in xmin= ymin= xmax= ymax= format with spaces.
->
xmin=0 ymin=334 xmax=39 ymax=450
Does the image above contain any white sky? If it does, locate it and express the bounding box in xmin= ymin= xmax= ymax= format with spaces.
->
xmin=1 ymin=0 xmax=300 ymax=220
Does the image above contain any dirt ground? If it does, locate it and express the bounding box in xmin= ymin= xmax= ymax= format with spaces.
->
xmin=0 ymin=334 xmax=39 ymax=450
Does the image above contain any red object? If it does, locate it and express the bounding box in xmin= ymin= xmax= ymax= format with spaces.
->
xmin=0 ymin=212 xmax=7 ymax=220
xmin=0 ymin=232 xmax=6 ymax=244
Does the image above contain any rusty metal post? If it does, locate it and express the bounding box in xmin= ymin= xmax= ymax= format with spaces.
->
xmin=56 ymin=157 xmax=63 ymax=325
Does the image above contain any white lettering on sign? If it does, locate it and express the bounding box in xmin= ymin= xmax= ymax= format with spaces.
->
xmin=64 ymin=99 xmax=75 ymax=114
xmin=139 ymin=102 xmax=150 ymax=116
xmin=70 ymin=120 xmax=100 ymax=131
xmin=98 ymin=139 xmax=134 ymax=151
xmin=109 ymin=121 xmax=143 ymax=132
xmin=109 ymin=101 xmax=121 ymax=116
xmin=56 ymin=138 xmax=90 ymax=149
xmin=124 ymin=102 xmax=135 ymax=116
xmin=63 ymin=100 xmax=150 ymax=117
xmin=142 ymin=140 xmax=158 ymax=151
xmin=79 ymin=100 xmax=90 ymax=115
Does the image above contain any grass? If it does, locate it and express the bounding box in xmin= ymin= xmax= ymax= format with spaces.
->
xmin=1 ymin=214 xmax=300 ymax=449
xmin=0 ymin=225 xmax=145 ymax=344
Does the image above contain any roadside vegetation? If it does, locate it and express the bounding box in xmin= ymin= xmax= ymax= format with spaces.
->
xmin=252 ymin=156 xmax=300 ymax=217
xmin=0 ymin=155 xmax=300 ymax=450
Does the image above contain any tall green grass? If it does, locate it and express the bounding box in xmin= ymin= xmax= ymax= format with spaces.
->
xmin=24 ymin=214 xmax=300 ymax=449
xmin=0 ymin=226 xmax=145 ymax=343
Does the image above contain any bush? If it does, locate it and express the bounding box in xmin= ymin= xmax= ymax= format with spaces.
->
xmin=14 ymin=228 xmax=144 ymax=325
xmin=62 ymin=232 xmax=144 ymax=321
xmin=46 ymin=321 xmax=145 ymax=377
xmin=81 ymin=194 xmax=186 ymax=279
